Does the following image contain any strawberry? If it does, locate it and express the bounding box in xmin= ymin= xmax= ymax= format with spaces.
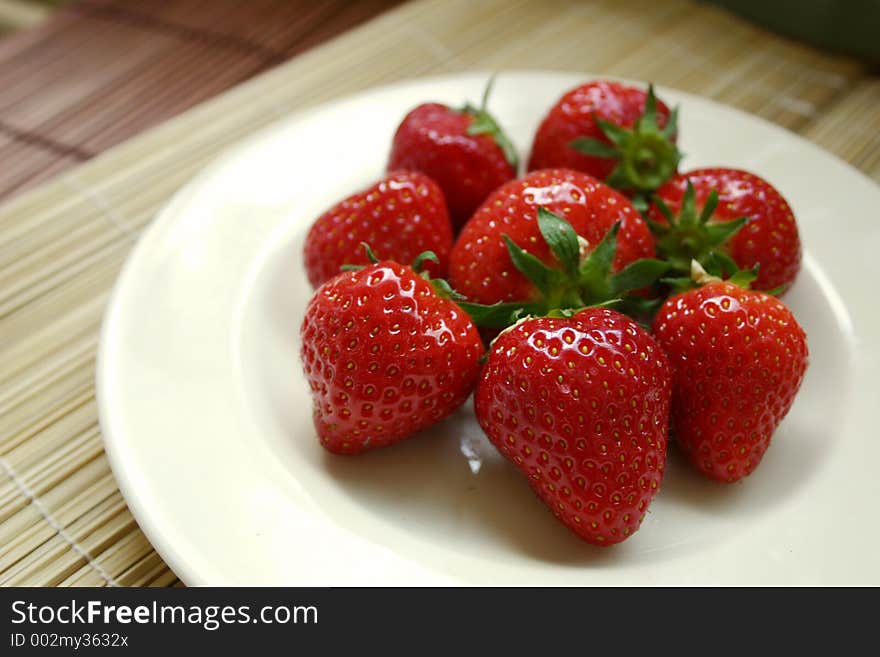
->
xmin=449 ymin=169 xmax=658 ymax=308
xmin=300 ymin=255 xmax=483 ymax=454
xmin=387 ymin=81 xmax=517 ymax=230
xmin=475 ymin=308 xmax=671 ymax=545
xmin=527 ymin=81 xmax=680 ymax=205
xmin=648 ymin=168 xmax=802 ymax=292
xmin=651 ymin=275 xmax=808 ymax=482
xmin=303 ymin=171 xmax=453 ymax=289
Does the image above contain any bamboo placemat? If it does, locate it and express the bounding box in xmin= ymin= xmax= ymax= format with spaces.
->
xmin=0 ymin=0 xmax=402 ymax=200
xmin=2 ymin=0 xmax=878 ymax=587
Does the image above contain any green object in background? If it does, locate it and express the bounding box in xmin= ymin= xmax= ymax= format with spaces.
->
xmin=705 ymin=0 xmax=880 ymax=65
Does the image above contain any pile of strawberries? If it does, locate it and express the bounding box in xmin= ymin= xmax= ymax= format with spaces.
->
xmin=299 ymin=78 xmax=809 ymax=546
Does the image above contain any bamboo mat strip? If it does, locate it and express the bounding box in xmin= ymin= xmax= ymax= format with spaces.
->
xmin=0 ymin=1 xmax=51 ymax=32
xmin=0 ymin=3 xmax=75 ymax=55
xmin=802 ymin=78 xmax=880 ymax=179
xmin=76 ymin=0 xmax=395 ymax=57
xmin=0 ymin=0 xmax=878 ymax=587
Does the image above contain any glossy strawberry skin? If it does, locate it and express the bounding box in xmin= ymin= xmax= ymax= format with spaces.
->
xmin=475 ymin=309 xmax=671 ymax=545
xmin=650 ymin=168 xmax=801 ymax=292
xmin=388 ymin=103 xmax=516 ymax=230
xmin=303 ymin=171 xmax=453 ymax=289
xmin=300 ymin=262 xmax=484 ymax=454
xmin=449 ymin=169 xmax=655 ymax=304
xmin=528 ymin=80 xmax=673 ymax=177
xmin=652 ymin=282 xmax=808 ymax=482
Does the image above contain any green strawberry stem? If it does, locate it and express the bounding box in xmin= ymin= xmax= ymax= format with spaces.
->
xmin=570 ymin=83 xmax=681 ymax=198
xmin=462 ymin=75 xmax=519 ymax=170
xmin=457 ymin=207 xmax=670 ymax=328
xmin=648 ymin=181 xmax=751 ymax=276
xmin=661 ymin=257 xmax=759 ymax=294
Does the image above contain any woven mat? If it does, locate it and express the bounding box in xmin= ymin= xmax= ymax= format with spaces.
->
xmin=2 ymin=0 xmax=878 ymax=587
xmin=0 ymin=0 xmax=402 ymax=200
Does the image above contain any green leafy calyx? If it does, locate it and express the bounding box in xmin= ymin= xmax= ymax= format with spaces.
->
xmin=340 ymin=242 xmax=381 ymax=271
xmin=570 ymin=83 xmax=681 ymax=200
xmin=649 ymin=180 xmax=751 ymax=277
xmin=341 ymin=245 xmax=463 ymax=300
xmin=410 ymin=249 xmax=466 ymax=300
xmin=462 ymin=75 xmax=518 ymax=169
xmin=457 ymin=207 xmax=670 ymax=328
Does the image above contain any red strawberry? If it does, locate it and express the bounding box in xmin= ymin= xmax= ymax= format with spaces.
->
xmin=300 ymin=259 xmax=483 ymax=454
xmin=387 ymin=83 xmax=517 ymax=230
xmin=475 ymin=308 xmax=671 ymax=545
xmin=652 ymin=280 xmax=808 ymax=482
xmin=303 ymin=171 xmax=453 ymax=289
xmin=528 ymin=81 xmax=680 ymax=201
xmin=649 ymin=168 xmax=801 ymax=292
xmin=449 ymin=169 xmax=656 ymax=306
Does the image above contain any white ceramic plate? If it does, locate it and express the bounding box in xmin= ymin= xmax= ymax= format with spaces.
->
xmin=98 ymin=71 xmax=880 ymax=585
